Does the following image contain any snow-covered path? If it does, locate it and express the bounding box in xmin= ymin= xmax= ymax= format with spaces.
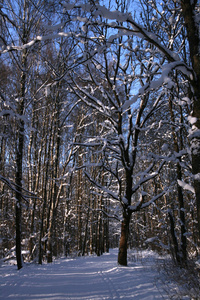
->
xmin=0 ymin=249 xmax=168 ymax=299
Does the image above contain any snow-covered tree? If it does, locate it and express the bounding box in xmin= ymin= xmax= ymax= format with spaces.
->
xmin=60 ymin=0 xmax=199 ymax=264
xmin=1 ymin=0 xmax=200 ymax=268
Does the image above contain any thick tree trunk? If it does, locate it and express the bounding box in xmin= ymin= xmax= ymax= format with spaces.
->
xmin=118 ymin=210 xmax=131 ymax=266
xmin=181 ymin=0 xmax=200 ymax=243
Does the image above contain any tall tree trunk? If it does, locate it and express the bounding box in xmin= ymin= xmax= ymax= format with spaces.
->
xmin=96 ymin=211 xmax=102 ymax=256
xmin=89 ymin=206 xmax=93 ymax=255
xmin=181 ymin=0 xmax=200 ymax=243
xmin=38 ymin=110 xmax=52 ymax=264
xmin=15 ymin=44 xmax=27 ymax=269
xmin=15 ymin=94 xmax=25 ymax=270
xmin=104 ymin=217 xmax=109 ymax=253
xmin=47 ymin=92 xmax=61 ymax=262
xmin=82 ymin=207 xmax=90 ymax=256
xmin=169 ymin=96 xmax=187 ymax=263
xmin=168 ymin=211 xmax=180 ymax=264
xmin=118 ymin=210 xmax=131 ymax=266
xmin=28 ymin=104 xmax=37 ymax=260
xmin=0 ymin=136 xmax=6 ymax=210
xmin=96 ymin=194 xmax=103 ymax=256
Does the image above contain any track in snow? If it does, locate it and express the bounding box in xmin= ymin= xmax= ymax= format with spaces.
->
xmin=0 ymin=249 xmax=169 ymax=299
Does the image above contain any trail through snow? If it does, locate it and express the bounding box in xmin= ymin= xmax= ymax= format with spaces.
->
xmin=0 ymin=249 xmax=176 ymax=299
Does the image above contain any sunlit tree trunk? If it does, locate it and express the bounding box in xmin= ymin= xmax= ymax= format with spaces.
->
xmin=118 ymin=167 xmax=133 ymax=266
xmin=118 ymin=210 xmax=131 ymax=266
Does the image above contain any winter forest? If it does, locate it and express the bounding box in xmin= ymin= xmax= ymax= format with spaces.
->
xmin=1 ymin=0 xmax=200 ymax=282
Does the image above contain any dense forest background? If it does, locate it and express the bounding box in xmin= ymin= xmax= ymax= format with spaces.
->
xmin=1 ymin=0 xmax=200 ymax=270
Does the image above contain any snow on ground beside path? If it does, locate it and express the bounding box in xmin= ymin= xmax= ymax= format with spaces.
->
xmin=0 ymin=248 xmax=187 ymax=299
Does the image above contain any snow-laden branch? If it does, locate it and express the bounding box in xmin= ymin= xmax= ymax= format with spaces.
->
xmin=71 ymin=79 xmax=108 ymax=113
xmin=122 ymin=61 xmax=193 ymax=111
xmin=140 ymin=92 xmax=165 ymax=128
xmin=61 ymin=3 xmax=194 ymax=100
xmin=131 ymin=160 xmax=165 ymax=195
xmin=0 ymin=32 xmax=73 ymax=54
xmin=68 ymin=80 xmax=117 ymax=124
xmin=84 ymin=171 xmax=120 ymax=201
xmin=177 ymin=179 xmax=195 ymax=194
xmin=0 ymin=174 xmax=40 ymax=202
xmin=63 ymin=3 xmax=181 ymax=62
xmin=128 ymin=187 xmax=168 ymax=213
xmin=141 ymin=189 xmax=167 ymax=209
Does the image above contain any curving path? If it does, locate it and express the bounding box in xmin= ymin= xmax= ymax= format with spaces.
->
xmin=0 ymin=249 xmax=169 ymax=299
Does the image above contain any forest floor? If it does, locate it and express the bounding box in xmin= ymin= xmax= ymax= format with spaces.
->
xmin=0 ymin=248 xmax=199 ymax=299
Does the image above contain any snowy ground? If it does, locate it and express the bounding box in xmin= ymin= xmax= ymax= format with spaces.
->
xmin=0 ymin=248 xmax=190 ymax=299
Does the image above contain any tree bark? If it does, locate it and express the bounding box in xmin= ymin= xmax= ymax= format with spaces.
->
xmin=15 ymin=45 xmax=27 ymax=269
xmin=118 ymin=210 xmax=131 ymax=266
xmin=46 ymin=89 xmax=61 ymax=262
xmin=15 ymin=96 xmax=25 ymax=270
xmin=181 ymin=0 xmax=200 ymax=243
xmin=168 ymin=211 xmax=180 ymax=264
xmin=38 ymin=125 xmax=51 ymax=263
xmin=168 ymin=96 xmax=187 ymax=263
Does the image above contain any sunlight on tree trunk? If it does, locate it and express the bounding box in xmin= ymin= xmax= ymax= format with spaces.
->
xmin=118 ymin=212 xmax=131 ymax=266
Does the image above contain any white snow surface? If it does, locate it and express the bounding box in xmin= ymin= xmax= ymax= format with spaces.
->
xmin=0 ymin=249 xmax=179 ymax=299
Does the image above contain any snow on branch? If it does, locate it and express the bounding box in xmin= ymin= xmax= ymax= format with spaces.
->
xmin=128 ymin=187 xmax=168 ymax=213
xmin=71 ymin=79 xmax=107 ymax=113
xmin=131 ymin=160 xmax=165 ymax=195
xmin=0 ymin=32 xmax=84 ymax=55
xmin=122 ymin=62 xmax=193 ymax=111
xmin=63 ymin=3 xmax=181 ymax=62
xmin=84 ymin=171 xmax=119 ymax=201
xmin=141 ymin=188 xmax=168 ymax=209
xmin=68 ymin=80 xmax=116 ymax=123
xmin=0 ymin=174 xmax=40 ymax=202
xmin=177 ymin=179 xmax=195 ymax=194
